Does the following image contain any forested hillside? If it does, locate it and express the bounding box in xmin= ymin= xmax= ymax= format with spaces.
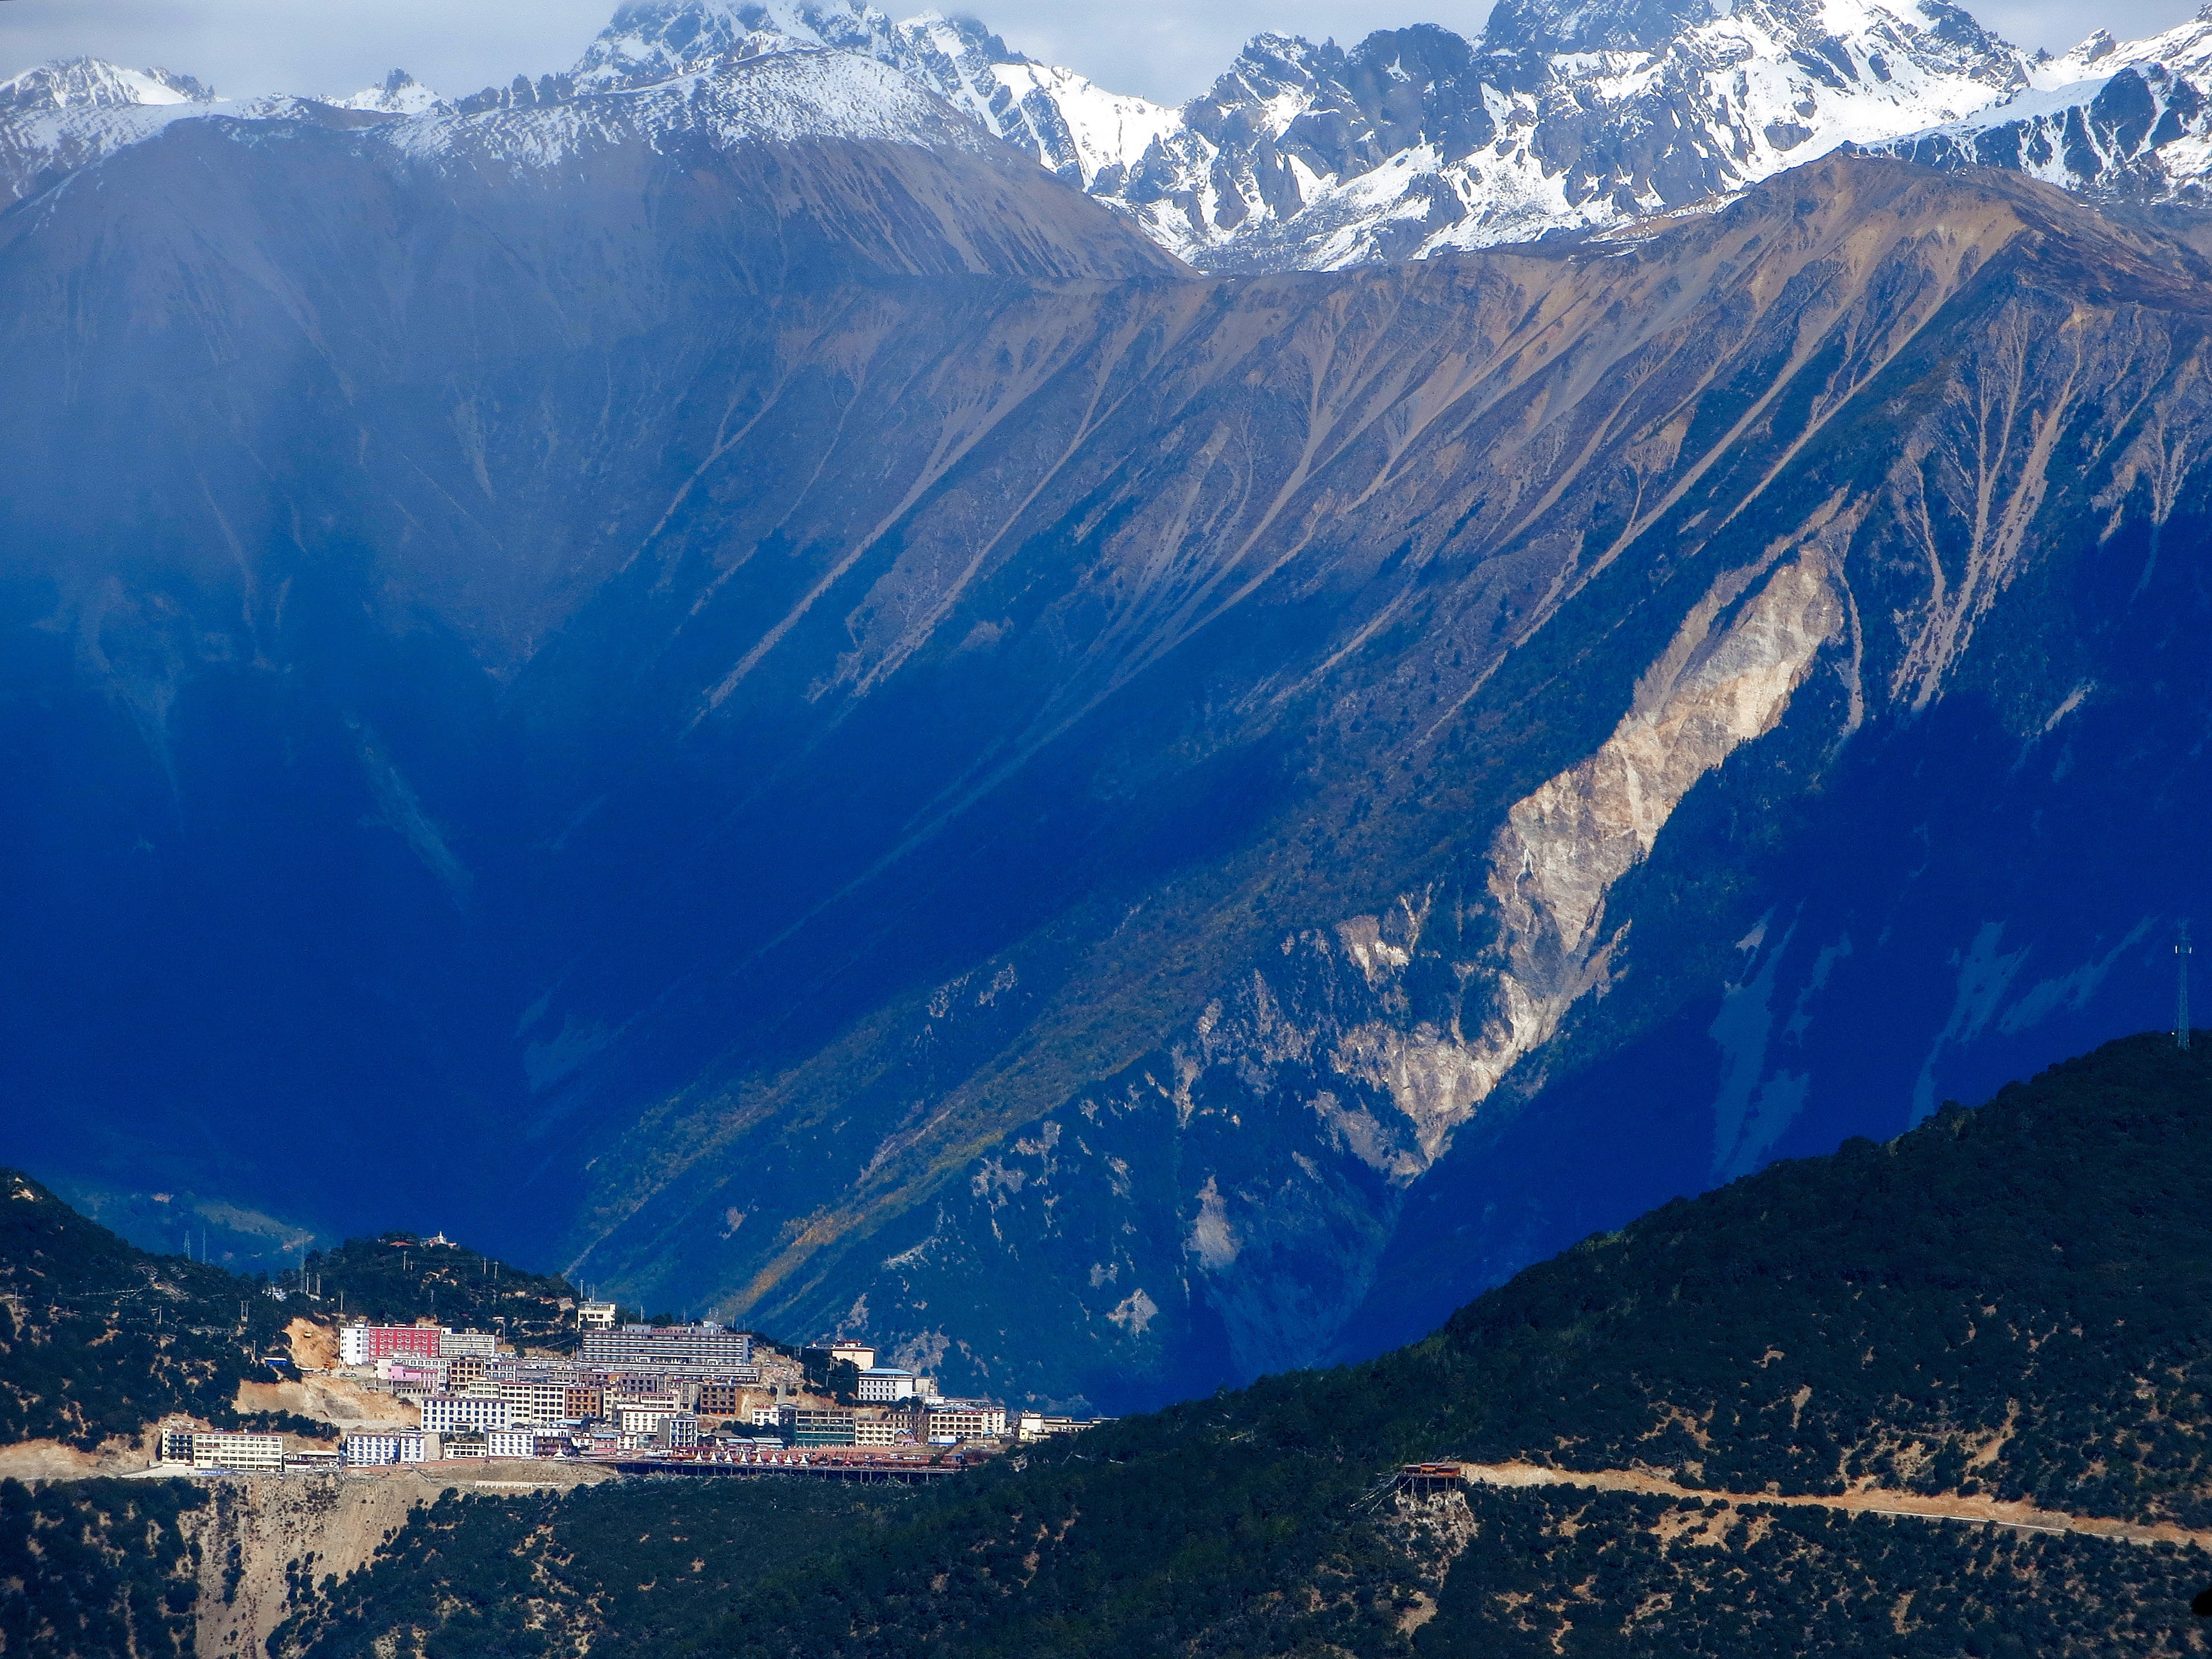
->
xmin=0 ymin=1170 xmax=297 ymax=1448
xmin=0 ymin=1478 xmax=204 ymax=1658
xmin=252 ymin=1033 xmax=2212 ymax=1656
xmin=300 ymin=1235 xmax=579 ymax=1347
xmin=0 ymin=1171 xmax=578 ymax=1447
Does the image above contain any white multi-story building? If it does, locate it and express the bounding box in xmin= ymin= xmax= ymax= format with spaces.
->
xmin=616 ymin=1407 xmax=699 ymax=1449
xmin=855 ymin=1367 xmax=918 ymax=1402
xmin=829 ymin=1339 xmax=876 ymax=1371
xmin=439 ymin=1329 xmax=498 ymax=1359
xmin=484 ymin=1425 xmax=569 ymax=1460
xmin=582 ymin=1323 xmax=751 ymax=1370
xmin=924 ymin=1403 xmax=1006 ymax=1444
xmin=342 ymin=1429 xmax=441 ymax=1465
xmin=498 ymin=1380 xmax=574 ymax=1426
xmin=419 ymin=1394 xmax=513 ymax=1433
xmin=578 ymin=1301 xmax=618 ymax=1329
xmin=853 ymin=1417 xmax=912 ymax=1447
xmin=1016 ymin=1412 xmax=1106 ymax=1443
xmin=190 ymin=1432 xmax=284 ymax=1471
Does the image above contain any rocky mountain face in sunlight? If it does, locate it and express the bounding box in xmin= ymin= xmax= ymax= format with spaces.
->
xmin=519 ymin=0 xmax=2041 ymax=268
xmin=3 ymin=0 xmax=2211 ymax=1412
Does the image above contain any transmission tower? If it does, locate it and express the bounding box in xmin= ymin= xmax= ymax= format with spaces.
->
xmin=2180 ymin=922 xmax=2194 ymax=1052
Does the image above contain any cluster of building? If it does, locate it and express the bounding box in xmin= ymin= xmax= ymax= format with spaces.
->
xmin=333 ymin=1323 xmax=1094 ymax=1466
xmin=157 ymin=1318 xmax=1107 ymax=1474
xmin=157 ymin=1425 xmax=341 ymax=1472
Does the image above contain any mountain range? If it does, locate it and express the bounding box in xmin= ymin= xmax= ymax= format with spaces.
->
xmin=13 ymin=0 xmax=2212 ymax=269
xmin=2 ymin=0 xmax=2210 ymax=1415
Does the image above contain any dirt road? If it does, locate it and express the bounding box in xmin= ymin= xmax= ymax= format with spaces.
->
xmin=1456 ymin=1461 xmax=2212 ymax=1550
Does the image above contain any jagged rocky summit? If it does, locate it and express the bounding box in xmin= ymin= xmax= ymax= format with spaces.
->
xmin=1879 ymin=4 xmax=2212 ymax=207
xmin=449 ymin=0 xmax=2047 ymax=267
xmin=0 ymin=0 xmax=2194 ymax=264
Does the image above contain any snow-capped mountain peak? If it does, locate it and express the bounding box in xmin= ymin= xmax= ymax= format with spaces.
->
xmin=571 ymin=0 xmax=904 ymax=92
xmin=335 ymin=70 xmax=441 ymax=116
xmin=1880 ymin=1 xmax=2212 ymax=202
xmin=10 ymin=0 xmax=2210 ymax=272
xmin=0 ymin=57 xmax=215 ymax=113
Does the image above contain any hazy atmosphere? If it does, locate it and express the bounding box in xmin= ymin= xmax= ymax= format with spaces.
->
xmin=0 ymin=0 xmax=2176 ymax=105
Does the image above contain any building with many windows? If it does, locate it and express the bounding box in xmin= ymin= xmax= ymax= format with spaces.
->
xmin=340 ymin=1322 xmax=445 ymax=1365
xmin=190 ymin=1432 xmax=284 ymax=1471
xmin=419 ymin=1394 xmax=513 ymax=1433
xmin=342 ymin=1429 xmax=440 ymax=1465
xmin=925 ymin=1403 xmax=1006 ymax=1444
xmin=498 ymin=1380 xmax=575 ymax=1427
xmin=694 ymin=1380 xmax=753 ymax=1418
xmin=484 ymin=1425 xmax=571 ymax=1460
xmin=1016 ymin=1412 xmax=1109 ymax=1442
xmin=564 ymin=1383 xmax=604 ymax=1421
xmin=792 ymin=1408 xmax=856 ymax=1447
xmin=855 ymin=1367 xmax=918 ymax=1402
xmin=580 ymin=1323 xmax=751 ymax=1370
xmin=438 ymin=1329 xmax=498 ymax=1359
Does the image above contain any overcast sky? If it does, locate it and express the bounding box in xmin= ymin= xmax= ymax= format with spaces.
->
xmin=0 ymin=0 xmax=2177 ymax=107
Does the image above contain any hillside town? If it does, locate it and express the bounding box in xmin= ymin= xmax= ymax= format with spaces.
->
xmin=160 ymin=1309 xmax=1107 ymax=1475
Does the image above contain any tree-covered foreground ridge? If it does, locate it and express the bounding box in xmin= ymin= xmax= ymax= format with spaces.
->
xmin=152 ymin=1032 xmax=2204 ymax=1657
xmin=0 ymin=1168 xmax=305 ymax=1449
xmin=10 ymin=1035 xmax=2212 ymax=1654
xmin=0 ymin=1168 xmax=572 ymax=1453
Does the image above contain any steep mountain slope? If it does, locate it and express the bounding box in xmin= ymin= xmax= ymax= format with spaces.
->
xmin=528 ymin=154 xmax=2212 ymax=1409
xmin=4 ymin=0 xmax=2212 ymax=1415
xmin=5 ymin=74 xmax=2210 ymax=1415
xmin=0 ymin=43 xmax=1180 ymax=1265
xmin=264 ymin=1035 xmax=2212 ymax=1656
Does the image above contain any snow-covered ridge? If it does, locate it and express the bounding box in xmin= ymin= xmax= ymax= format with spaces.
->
xmin=1879 ymin=4 xmax=2212 ymax=202
xmin=5 ymin=0 xmax=2208 ymax=261
xmin=384 ymin=47 xmax=986 ymax=171
xmin=0 ymin=56 xmax=214 ymax=112
xmin=0 ymin=57 xmax=231 ymax=203
xmin=541 ymin=0 xmax=2043 ymax=268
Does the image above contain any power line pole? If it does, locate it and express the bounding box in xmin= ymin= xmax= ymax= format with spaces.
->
xmin=2180 ymin=922 xmax=2194 ymax=1052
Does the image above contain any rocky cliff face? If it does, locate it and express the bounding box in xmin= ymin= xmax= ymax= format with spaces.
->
xmin=3 ymin=0 xmax=2210 ymax=1413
